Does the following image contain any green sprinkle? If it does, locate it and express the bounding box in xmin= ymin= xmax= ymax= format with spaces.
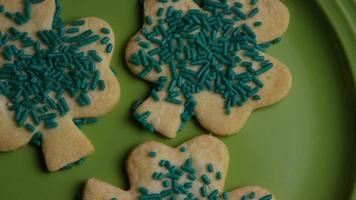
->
xmin=207 ymin=163 xmax=214 ymax=173
xmin=76 ymin=157 xmax=87 ymax=165
xmin=25 ymin=124 xmax=35 ymax=133
xmin=252 ymin=95 xmax=261 ymax=101
xmin=249 ymin=8 xmax=259 ymax=17
xmin=78 ymin=34 xmax=100 ymax=46
xmin=200 ymin=186 xmax=208 ymax=197
xmin=66 ymin=27 xmax=80 ymax=33
xmin=216 ymin=171 xmax=222 ymax=180
xmin=101 ymin=27 xmax=110 ymax=34
xmin=31 ymin=0 xmax=45 ymax=4
xmin=152 ymin=172 xmax=165 ymax=180
xmin=250 ymin=0 xmax=259 ymax=5
xmin=30 ymin=132 xmax=42 ymax=147
xmin=139 ymin=41 xmax=151 ymax=48
xmin=242 ymin=23 xmax=256 ymax=38
xmin=188 ymin=174 xmax=197 ymax=181
xmin=148 ymin=151 xmax=157 ymax=158
xmin=232 ymin=6 xmax=247 ymax=19
xmin=131 ymin=99 xmax=142 ymax=111
xmin=62 ymin=163 xmax=73 ymax=170
xmin=222 ymin=192 xmax=229 ymax=200
xmin=135 ymin=36 xmax=141 ymax=42
xmin=150 ymin=89 xmax=160 ymax=102
xmin=106 ymin=43 xmax=113 ymax=53
xmin=260 ymin=194 xmax=273 ymax=200
xmin=138 ymin=186 xmax=149 ymax=195
xmin=45 ymin=120 xmax=58 ymax=129
xmin=249 ymin=192 xmax=256 ymax=199
xmin=101 ymin=36 xmax=110 ymax=45
xmin=72 ymin=20 xmax=85 ymax=26
xmin=179 ymin=146 xmax=187 ymax=152
xmin=271 ymin=37 xmax=282 ymax=44
xmin=254 ymin=21 xmax=262 ymax=27
xmin=157 ymin=7 xmax=164 ymax=17
xmin=146 ymin=16 xmax=153 ymax=25
xmin=165 ymin=97 xmax=182 ymax=105
xmin=73 ymin=118 xmax=98 ymax=128
xmin=98 ymin=80 xmax=106 ymax=91
xmin=133 ymin=109 xmax=155 ymax=133
xmin=201 ymin=175 xmax=211 ymax=185
xmin=4 ymin=12 xmax=14 ymax=20
xmin=162 ymin=180 xmax=170 ymax=188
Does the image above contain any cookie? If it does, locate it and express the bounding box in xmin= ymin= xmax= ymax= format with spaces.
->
xmin=126 ymin=0 xmax=292 ymax=138
xmin=0 ymin=0 xmax=120 ymax=172
xmin=83 ymin=135 xmax=276 ymax=200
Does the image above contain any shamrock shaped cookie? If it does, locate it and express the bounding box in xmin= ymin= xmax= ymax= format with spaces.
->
xmin=83 ymin=135 xmax=276 ymax=200
xmin=0 ymin=0 xmax=120 ymax=172
xmin=126 ymin=0 xmax=292 ymax=138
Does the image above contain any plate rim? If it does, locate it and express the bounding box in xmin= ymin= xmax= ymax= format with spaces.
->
xmin=315 ymin=0 xmax=356 ymax=199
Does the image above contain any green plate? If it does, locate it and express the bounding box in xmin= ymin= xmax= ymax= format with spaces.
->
xmin=0 ymin=0 xmax=355 ymax=199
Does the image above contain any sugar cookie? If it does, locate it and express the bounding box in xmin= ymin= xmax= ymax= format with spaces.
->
xmin=126 ymin=0 xmax=291 ymax=138
xmin=83 ymin=135 xmax=276 ymax=200
xmin=0 ymin=0 xmax=120 ymax=172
